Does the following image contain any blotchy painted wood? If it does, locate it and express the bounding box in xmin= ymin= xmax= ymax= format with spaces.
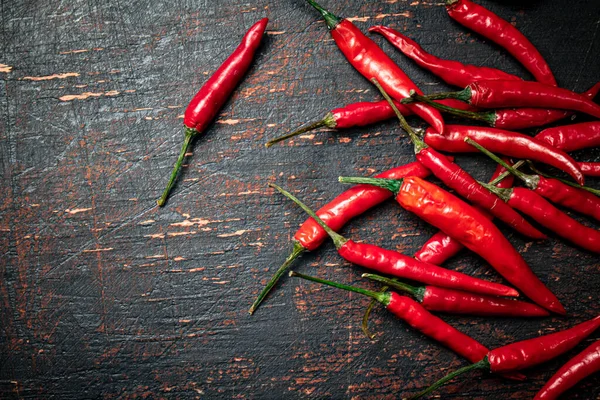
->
xmin=1 ymin=0 xmax=599 ymax=398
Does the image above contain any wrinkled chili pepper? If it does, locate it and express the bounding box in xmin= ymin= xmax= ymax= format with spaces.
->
xmin=338 ymin=175 xmax=564 ymax=314
xmin=157 ymin=18 xmax=268 ymax=207
xmin=270 ymin=183 xmax=517 ymax=297
xmin=411 ymin=315 xmax=600 ymax=399
xmin=304 ymin=0 xmax=445 ymax=133
xmin=248 ymin=161 xmax=435 ymax=314
xmin=445 ymin=0 xmax=556 ymax=86
xmin=534 ymin=339 xmax=600 ymax=400
xmin=369 ymin=25 xmax=522 ymax=87
xmin=363 ymin=273 xmax=549 ymax=317
xmin=423 ymin=125 xmax=584 ymax=184
xmin=372 ymin=79 xmax=546 ymax=240
xmin=535 ymin=121 xmax=600 ymax=152
xmin=578 ymin=162 xmax=600 ymax=177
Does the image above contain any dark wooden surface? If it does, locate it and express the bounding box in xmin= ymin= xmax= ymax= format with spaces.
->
xmin=1 ymin=0 xmax=599 ymax=398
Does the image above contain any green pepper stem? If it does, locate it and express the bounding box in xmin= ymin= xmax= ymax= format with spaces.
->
xmin=465 ymin=138 xmax=540 ymax=190
xmin=478 ymin=181 xmax=513 ymax=203
xmin=338 ymin=176 xmax=402 ymax=196
xmin=269 ymin=183 xmax=348 ymax=249
xmin=409 ymin=358 xmax=490 ymax=399
xmin=527 ymin=161 xmax=600 ymax=197
xmin=371 ymin=79 xmax=427 ymax=153
xmin=401 ymin=87 xmax=471 ymax=104
xmin=248 ymin=241 xmax=305 ymax=315
xmin=361 ymin=286 xmax=388 ymax=340
xmin=305 ymin=0 xmax=342 ymax=30
xmin=489 ymin=160 xmax=526 ymax=186
xmin=265 ymin=113 xmax=336 ymax=147
xmin=408 ymin=92 xmax=495 ymax=125
xmin=157 ymin=127 xmax=196 ymax=207
xmin=289 ymin=271 xmax=391 ymax=305
xmin=361 ymin=274 xmax=425 ymax=302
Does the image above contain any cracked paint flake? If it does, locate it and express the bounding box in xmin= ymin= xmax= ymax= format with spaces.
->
xmin=22 ymin=72 xmax=80 ymax=81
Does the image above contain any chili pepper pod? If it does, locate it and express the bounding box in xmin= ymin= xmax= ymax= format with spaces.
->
xmin=363 ymin=274 xmax=549 ymax=317
xmin=372 ymin=79 xmax=546 ymax=240
xmin=338 ymin=175 xmax=564 ymax=315
xmin=578 ymin=162 xmax=600 ymax=177
xmin=157 ymin=18 xmax=268 ymax=207
xmin=411 ymin=315 xmax=600 ymax=399
xmin=269 ymin=183 xmax=518 ymax=297
xmin=422 ymin=125 xmax=585 ymax=185
xmin=249 ymin=161 xmax=435 ymax=314
xmin=369 ymin=25 xmax=522 ymax=88
xmin=304 ymin=0 xmax=445 ymax=133
xmin=534 ymin=339 xmax=600 ymax=400
xmin=535 ymin=121 xmax=600 ymax=152
xmin=445 ymin=0 xmax=556 ymax=86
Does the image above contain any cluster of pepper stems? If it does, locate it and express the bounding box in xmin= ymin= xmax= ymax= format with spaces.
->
xmin=155 ymin=0 xmax=600 ymax=398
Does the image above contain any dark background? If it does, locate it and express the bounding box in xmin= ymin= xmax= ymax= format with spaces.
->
xmin=1 ymin=0 xmax=599 ymax=398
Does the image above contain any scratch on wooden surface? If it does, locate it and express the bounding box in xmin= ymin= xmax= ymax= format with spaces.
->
xmin=59 ymin=91 xmax=120 ymax=102
xmin=216 ymin=118 xmax=256 ymax=125
xmin=59 ymin=47 xmax=103 ymax=55
xmin=65 ymin=207 xmax=92 ymax=214
xmin=217 ymin=229 xmax=251 ymax=238
xmin=22 ymin=73 xmax=79 ymax=81
xmin=82 ymin=248 xmax=114 ymax=253
xmin=0 ymin=64 xmax=13 ymax=73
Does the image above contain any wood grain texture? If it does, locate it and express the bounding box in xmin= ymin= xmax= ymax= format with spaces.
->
xmin=1 ymin=0 xmax=599 ymax=398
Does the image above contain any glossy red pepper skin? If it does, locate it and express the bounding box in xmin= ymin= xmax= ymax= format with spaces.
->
xmin=424 ymin=125 xmax=584 ymax=185
xmin=467 ymin=80 xmax=600 ymax=119
xmin=534 ymin=339 xmax=600 ymax=400
xmin=489 ymin=316 xmax=600 ymax=373
xmin=446 ymin=0 xmax=556 ymax=86
xmin=416 ymin=147 xmax=546 ymax=239
xmin=535 ymin=122 xmax=600 ymax=152
xmin=500 ymin=187 xmax=600 ymax=253
xmin=578 ymin=162 xmax=600 ymax=177
xmin=533 ymin=177 xmax=600 ymax=222
xmin=397 ymin=176 xmax=564 ymax=314
xmin=369 ymin=25 xmax=522 ymax=88
xmin=386 ymin=293 xmax=488 ymax=364
xmin=415 ymin=162 xmax=514 ymax=265
xmin=338 ymin=240 xmax=517 ymax=297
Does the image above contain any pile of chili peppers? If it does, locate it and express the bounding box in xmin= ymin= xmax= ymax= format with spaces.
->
xmin=156 ymin=0 xmax=599 ymax=397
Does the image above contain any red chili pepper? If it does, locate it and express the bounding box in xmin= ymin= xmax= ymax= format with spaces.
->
xmin=305 ymin=0 xmax=445 ymax=133
xmin=423 ymin=125 xmax=585 ymax=185
xmin=248 ymin=161 xmax=435 ymax=314
xmin=415 ymin=161 xmax=514 ymax=265
xmin=369 ymin=25 xmax=522 ymax=87
xmin=363 ymin=274 xmax=549 ymax=317
xmin=578 ymin=162 xmax=600 ymax=177
xmin=411 ymin=315 xmax=600 ymax=399
xmin=270 ymin=183 xmax=518 ymax=297
xmin=373 ymin=79 xmax=546 ymax=240
xmin=535 ymin=121 xmax=600 ymax=152
xmin=338 ymin=175 xmax=564 ymax=314
xmin=445 ymin=0 xmax=556 ymax=86
xmin=157 ymin=18 xmax=268 ymax=207
xmin=534 ymin=339 xmax=600 ymax=400
xmin=404 ymin=80 xmax=600 ymax=119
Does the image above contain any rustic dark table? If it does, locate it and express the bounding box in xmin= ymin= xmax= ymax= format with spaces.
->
xmin=2 ymin=0 xmax=599 ymax=398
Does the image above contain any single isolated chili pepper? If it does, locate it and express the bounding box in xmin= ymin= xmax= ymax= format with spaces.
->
xmin=373 ymin=79 xmax=546 ymax=240
xmin=304 ymin=0 xmax=445 ymax=133
xmin=578 ymin=162 xmax=600 ymax=177
xmin=157 ymin=18 xmax=268 ymax=207
xmin=369 ymin=25 xmax=522 ymax=88
xmin=445 ymin=0 xmax=556 ymax=86
xmin=402 ymin=83 xmax=600 ymax=131
xmin=411 ymin=315 xmax=600 ymax=399
xmin=535 ymin=121 xmax=600 ymax=152
xmin=338 ymin=175 xmax=564 ymax=314
xmin=423 ymin=125 xmax=585 ymax=185
xmin=403 ymin=80 xmax=600 ymax=119
xmin=363 ymin=273 xmax=549 ymax=317
xmin=248 ymin=160 xmax=435 ymax=314
xmin=534 ymin=339 xmax=600 ymax=400
xmin=270 ymin=183 xmax=517 ymax=297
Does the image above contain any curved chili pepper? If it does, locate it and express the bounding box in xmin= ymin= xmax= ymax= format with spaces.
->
xmin=412 ymin=315 xmax=600 ymax=399
xmin=305 ymin=0 xmax=445 ymax=133
xmin=363 ymin=274 xmax=549 ymax=317
xmin=578 ymin=162 xmax=600 ymax=177
xmin=480 ymin=183 xmax=600 ymax=253
xmin=404 ymin=80 xmax=600 ymax=119
xmin=373 ymin=79 xmax=546 ymax=240
xmin=445 ymin=0 xmax=556 ymax=86
xmin=248 ymin=161 xmax=434 ymax=314
xmin=423 ymin=125 xmax=584 ymax=184
xmin=369 ymin=25 xmax=522 ymax=87
xmin=535 ymin=121 xmax=600 ymax=152
xmin=157 ymin=18 xmax=268 ymax=207
xmin=415 ymin=161 xmax=514 ymax=265
xmin=534 ymin=339 xmax=600 ymax=400
xmin=338 ymin=175 xmax=564 ymax=314
xmin=270 ymin=183 xmax=518 ymax=297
